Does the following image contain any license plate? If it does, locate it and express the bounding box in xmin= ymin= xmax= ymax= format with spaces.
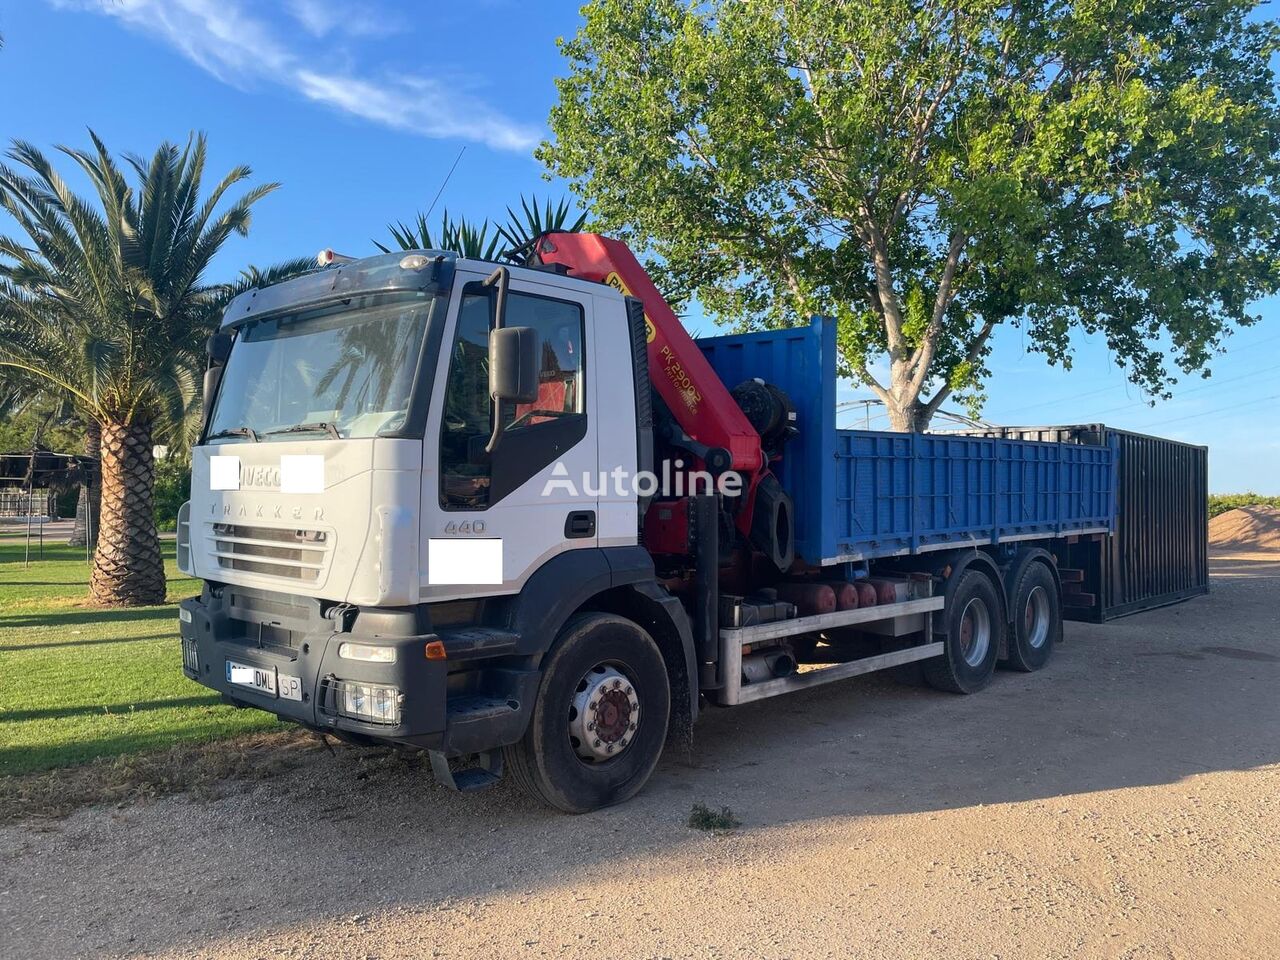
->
xmin=225 ymin=660 xmax=303 ymax=702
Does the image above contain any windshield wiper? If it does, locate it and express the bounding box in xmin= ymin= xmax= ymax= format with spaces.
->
xmin=206 ymin=426 xmax=258 ymax=442
xmin=263 ymin=421 xmax=342 ymax=440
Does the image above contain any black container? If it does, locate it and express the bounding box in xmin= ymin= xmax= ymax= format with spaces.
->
xmin=965 ymin=424 xmax=1209 ymax=622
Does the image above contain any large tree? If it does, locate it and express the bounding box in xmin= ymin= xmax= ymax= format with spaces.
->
xmin=542 ymin=0 xmax=1280 ymax=430
xmin=0 ymin=133 xmax=278 ymax=605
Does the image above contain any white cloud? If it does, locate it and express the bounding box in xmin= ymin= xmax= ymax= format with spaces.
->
xmin=284 ymin=0 xmax=405 ymax=39
xmin=48 ymin=0 xmax=539 ymax=152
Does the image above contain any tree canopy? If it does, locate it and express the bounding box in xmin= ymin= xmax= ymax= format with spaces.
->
xmin=0 ymin=131 xmax=281 ymax=604
xmin=542 ymin=0 xmax=1280 ymax=429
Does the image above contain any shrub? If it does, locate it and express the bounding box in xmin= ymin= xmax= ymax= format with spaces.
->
xmin=1208 ymin=493 xmax=1280 ymax=519
xmin=153 ymin=455 xmax=191 ymax=532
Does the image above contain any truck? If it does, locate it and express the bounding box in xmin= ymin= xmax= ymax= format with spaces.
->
xmin=176 ymin=232 xmax=1199 ymax=812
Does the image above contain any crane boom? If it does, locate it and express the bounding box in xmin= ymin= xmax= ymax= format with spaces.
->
xmin=534 ymin=232 xmax=766 ymax=476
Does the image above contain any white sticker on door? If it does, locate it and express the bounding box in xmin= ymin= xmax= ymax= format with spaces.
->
xmin=428 ymin=538 xmax=503 ymax=585
xmin=209 ymin=455 xmax=240 ymax=491
xmin=280 ymin=455 xmax=325 ymax=493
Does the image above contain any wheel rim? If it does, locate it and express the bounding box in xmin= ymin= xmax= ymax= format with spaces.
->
xmin=958 ymin=597 xmax=992 ymax=667
xmin=568 ymin=662 xmax=640 ymax=763
xmin=1024 ymin=585 xmax=1051 ymax=650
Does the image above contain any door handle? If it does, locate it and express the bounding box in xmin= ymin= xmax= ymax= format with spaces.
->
xmin=565 ymin=510 xmax=596 ymax=539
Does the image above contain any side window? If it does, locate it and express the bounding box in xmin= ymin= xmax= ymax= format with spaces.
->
xmin=441 ymin=288 xmax=587 ymax=509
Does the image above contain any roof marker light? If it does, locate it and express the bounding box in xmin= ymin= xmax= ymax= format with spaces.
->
xmin=399 ymin=254 xmax=432 ymax=271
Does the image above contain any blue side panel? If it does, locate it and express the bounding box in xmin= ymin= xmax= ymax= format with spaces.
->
xmin=835 ymin=430 xmax=914 ymax=558
xmin=697 ymin=318 xmax=1117 ymax=565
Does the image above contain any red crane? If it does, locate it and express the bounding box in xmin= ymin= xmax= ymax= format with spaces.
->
xmin=534 ymin=232 xmax=794 ymax=569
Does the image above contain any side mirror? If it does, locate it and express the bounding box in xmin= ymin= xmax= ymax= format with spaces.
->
xmin=202 ymin=367 xmax=223 ymax=430
xmin=486 ymin=326 xmax=539 ymax=453
xmin=203 ymin=333 xmax=233 ymax=432
xmin=207 ymin=332 xmax=233 ymax=367
xmin=489 ymin=326 xmax=539 ymax=403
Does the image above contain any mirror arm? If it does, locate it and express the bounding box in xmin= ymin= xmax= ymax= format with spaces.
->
xmin=483 ymin=266 xmax=510 ymax=329
xmin=484 ymin=266 xmax=512 ymax=454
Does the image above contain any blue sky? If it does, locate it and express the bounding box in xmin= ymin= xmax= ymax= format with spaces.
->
xmin=0 ymin=0 xmax=1276 ymax=492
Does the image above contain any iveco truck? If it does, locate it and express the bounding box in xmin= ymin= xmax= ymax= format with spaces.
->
xmin=178 ymin=232 xmax=1133 ymax=812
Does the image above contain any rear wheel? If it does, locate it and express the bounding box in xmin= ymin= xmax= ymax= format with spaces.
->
xmin=924 ymin=569 xmax=1002 ymax=694
xmin=1003 ymin=561 xmax=1060 ymax=672
xmin=504 ymin=613 xmax=670 ymax=813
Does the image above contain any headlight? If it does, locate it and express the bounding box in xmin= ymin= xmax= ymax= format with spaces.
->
xmin=179 ymin=607 xmax=193 ymax=624
xmin=338 ymin=682 xmax=402 ymax=725
xmin=337 ymin=642 xmax=396 ymax=663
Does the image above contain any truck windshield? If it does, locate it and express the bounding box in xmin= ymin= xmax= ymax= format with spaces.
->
xmin=206 ymin=293 xmax=441 ymax=443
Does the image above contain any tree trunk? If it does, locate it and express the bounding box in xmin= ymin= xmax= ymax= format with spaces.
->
xmin=886 ymin=399 xmax=930 ymax=432
xmin=67 ymin=420 xmax=101 ymax=549
xmin=886 ymin=361 xmax=932 ymax=432
xmin=90 ymin=421 xmax=165 ymax=606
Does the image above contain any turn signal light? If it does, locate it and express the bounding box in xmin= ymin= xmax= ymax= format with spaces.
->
xmin=425 ymin=640 xmax=447 ymax=660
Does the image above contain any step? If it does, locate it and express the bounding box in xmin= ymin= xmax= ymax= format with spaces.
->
xmin=428 ymin=748 xmax=504 ymax=792
xmin=436 ymin=626 xmax=520 ymax=660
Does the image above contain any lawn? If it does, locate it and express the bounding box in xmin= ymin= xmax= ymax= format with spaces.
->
xmin=0 ymin=536 xmax=276 ymax=776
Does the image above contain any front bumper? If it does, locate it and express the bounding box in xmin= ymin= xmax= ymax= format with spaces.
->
xmin=179 ymin=588 xmax=537 ymax=754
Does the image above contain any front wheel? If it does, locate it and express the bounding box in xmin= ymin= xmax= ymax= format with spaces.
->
xmin=504 ymin=613 xmax=670 ymax=813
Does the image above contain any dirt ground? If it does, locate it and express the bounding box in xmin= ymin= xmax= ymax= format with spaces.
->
xmin=2 ymin=553 xmax=1278 ymax=960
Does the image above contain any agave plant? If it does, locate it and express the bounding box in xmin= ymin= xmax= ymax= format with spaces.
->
xmin=376 ymin=210 xmax=504 ymax=260
xmin=378 ymin=194 xmax=588 ymax=262
xmin=0 ymin=131 xmax=279 ymax=605
xmin=495 ymin=195 xmax=589 ymax=262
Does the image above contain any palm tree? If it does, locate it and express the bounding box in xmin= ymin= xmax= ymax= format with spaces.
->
xmin=0 ymin=131 xmax=279 ymax=605
xmin=377 ymin=194 xmax=588 ymax=261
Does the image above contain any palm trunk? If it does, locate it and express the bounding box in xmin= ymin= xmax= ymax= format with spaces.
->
xmin=67 ymin=420 xmax=101 ymax=548
xmin=90 ymin=421 xmax=165 ymax=606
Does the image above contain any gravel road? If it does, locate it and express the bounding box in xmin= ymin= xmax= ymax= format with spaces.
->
xmin=2 ymin=554 xmax=1278 ymax=960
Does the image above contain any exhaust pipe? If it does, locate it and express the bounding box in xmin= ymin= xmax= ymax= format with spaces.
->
xmin=741 ymin=648 xmax=798 ymax=684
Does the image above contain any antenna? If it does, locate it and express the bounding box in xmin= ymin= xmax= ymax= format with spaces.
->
xmin=422 ymin=147 xmax=466 ymax=223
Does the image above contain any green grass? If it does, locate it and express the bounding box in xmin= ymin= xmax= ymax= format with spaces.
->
xmin=0 ymin=538 xmax=275 ymax=776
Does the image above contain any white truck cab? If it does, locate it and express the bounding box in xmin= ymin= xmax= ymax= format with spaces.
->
xmin=178 ymin=250 xmax=693 ymax=811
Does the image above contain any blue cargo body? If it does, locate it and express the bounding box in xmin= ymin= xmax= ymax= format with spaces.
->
xmin=698 ymin=317 xmax=1117 ymax=566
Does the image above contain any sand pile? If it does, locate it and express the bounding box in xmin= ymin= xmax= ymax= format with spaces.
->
xmin=1209 ymin=505 xmax=1280 ymax=552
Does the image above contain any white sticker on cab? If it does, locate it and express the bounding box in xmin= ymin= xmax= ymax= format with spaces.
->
xmin=428 ymin=538 xmax=503 ymax=585
xmin=280 ymin=455 xmax=325 ymax=493
xmin=209 ymin=455 xmax=240 ymax=491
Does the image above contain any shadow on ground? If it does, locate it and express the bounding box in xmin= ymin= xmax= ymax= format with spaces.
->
xmin=2 ymin=552 xmax=1277 ymax=959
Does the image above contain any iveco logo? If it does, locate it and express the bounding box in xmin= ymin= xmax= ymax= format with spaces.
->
xmin=210 ymin=502 xmax=326 ymax=522
xmin=240 ymin=465 xmax=281 ymax=490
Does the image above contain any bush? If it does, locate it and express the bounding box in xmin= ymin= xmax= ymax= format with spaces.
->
xmin=153 ymin=455 xmax=191 ymax=532
xmin=1208 ymin=493 xmax=1280 ymax=519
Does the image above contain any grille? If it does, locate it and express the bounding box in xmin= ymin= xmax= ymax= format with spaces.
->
xmin=207 ymin=522 xmax=329 ymax=583
xmin=181 ymin=635 xmax=199 ymax=674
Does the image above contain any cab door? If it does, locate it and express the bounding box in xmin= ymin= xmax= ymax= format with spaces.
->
xmin=420 ymin=269 xmax=598 ymax=600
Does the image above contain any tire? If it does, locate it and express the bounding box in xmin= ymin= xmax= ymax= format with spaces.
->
xmin=504 ymin=612 xmax=670 ymax=813
xmin=924 ymin=569 xmax=1002 ymax=694
xmin=1002 ymin=560 xmax=1060 ymax=672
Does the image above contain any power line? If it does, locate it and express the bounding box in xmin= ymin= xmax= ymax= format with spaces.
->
xmin=1073 ymin=364 xmax=1278 ymax=419
xmin=998 ymin=329 xmax=1280 ymax=416
xmin=1139 ymin=393 xmax=1280 ymax=430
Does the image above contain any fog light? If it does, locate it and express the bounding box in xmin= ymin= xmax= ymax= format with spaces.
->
xmin=338 ymin=681 xmax=402 ymax=725
xmin=338 ymin=642 xmax=396 ymax=663
xmin=179 ymin=607 xmax=193 ymax=624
